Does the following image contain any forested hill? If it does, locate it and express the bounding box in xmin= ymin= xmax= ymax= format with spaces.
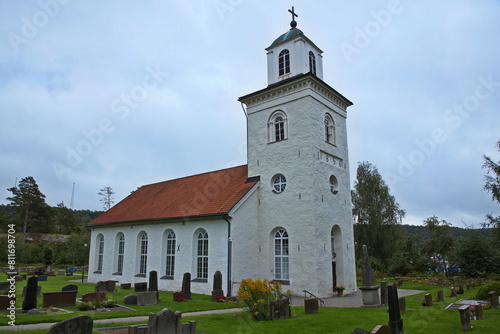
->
xmin=402 ymin=224 xmax=493 ymax=245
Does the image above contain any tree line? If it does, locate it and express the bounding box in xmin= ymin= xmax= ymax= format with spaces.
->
xmin=352 ymin=139 xmax=500 ymax=277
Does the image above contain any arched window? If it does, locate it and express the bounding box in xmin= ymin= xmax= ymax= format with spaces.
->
xmin=197 ymin=230 xmax=209 ymax=279
xmin=268 ymin=111 xmax=288 ymax=142
xmin=272 ymin=174 xmax=287 ymax=193
xmin=279 ymin=49 xmax=290 ymax=76
xmin=138 ymin=233 xmax=148 ymax=275
xmin=96 ymin=234 xmax=104 ymax=272
xmin=165 ymin=231 xmax=176 ymax=277
xmin=309 ymin=51 xmax=316 ymax=75
xmin=116 ymin=233 xmax=125 ymax=274
xmin=325 ymin=114 xmax=336 ymax=145
xmin=274 ymin=229 xmax=289 ymax=280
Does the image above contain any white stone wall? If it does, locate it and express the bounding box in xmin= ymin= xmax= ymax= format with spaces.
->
xmin=88 ymin=218 xmax=229 ymax=295
xmin=243 ymin=77 xmax=356 ymax=297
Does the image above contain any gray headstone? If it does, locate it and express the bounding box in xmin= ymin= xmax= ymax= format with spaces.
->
xmin=37 ymin=275 xmax=47 ymax=281
xmin=148 ymin=308 xmax=181 ymax=334
xmin=47 ymin=315 xmax=93 ymax=334
xmin=22 ymin=276 xmax=38 ymax=311
xmin=181 ymin=321 xmax=197 ymax=334
xmin=137 ymin=291 xmax=158 ymax=306
xmin=62 ymin=284 xmax=78 ymax=292
xmin=213 ymin=271 xmax=223 ymax=291
xmin=123 ymin=294 xmax=138 ymax=305
xmin=361 ymin=245 xmax=376 ymax=286
xmin=458 ymin=305 xmax=472 ymax=331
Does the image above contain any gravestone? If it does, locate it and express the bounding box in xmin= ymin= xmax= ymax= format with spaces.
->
xmin=351 ymin=329 xmax=370 ymax=334
xmin=458 ymin=285 xmax=464 ymax=294
xmin=149 ymin=270 xmax=159 ymax=300
xmin=458 ymin=305 xmax=471 ymax=332
xmin=304 ymin=297 xmax=319 ymax=314
xmin=380 ymin=281 xmax=387 ymax=305
xmin=0 ymin=295 xmax=15 ymax=311
xmin=22 ymin=276 xmax=38 ymax=311
xmin=123 ymin=294 xmax=138 ymax=305
xmin=38 ymin=275 xmax=47 ymax=281
xmin=370 ymin=325 xmax=391 ymax=334
xmin=95 ymin=280 xmax=117 ymax=293
xmin=62 ymin=284 xmax=78 ymax=292
xmin=181 ymin=272 xmax=192 ymax=300
xmin=387 ymin=283 xmax=404 ymax=334
xmin=398 ymin=296 xmax=406 ymax=313
xmin=57 ymin=270 xmax=66 ymax=276
xmin=475 ymin=304 xmax=483 ymax=320
xmin=424 ymin=293 xmax=433 ymax=306
xmin=182 ymin=321 xmax=197 ymax=334
xmin=128 ymin=325 xmax=149 ymax=334
xmin=437 ymin=290 xmax=444 ymax=302
xmin=82 ymin=292 xmax=106 ymax=302
xmin=138 ymin=291 xmax=157 ymax=306
xmin=173 ymin=291 xmax=185 ymax=302
xmin=15 ymin=275 xmax=23 ymax=281
xmin=211 ymin=271 xmax=224 ymax=301
xmin=270 ymin=298 xmax=291 ymax=320
xmin=359 ymin=245 xmax=381 ymax=307
xmin=488 ymin=291 xmax=498 ymax=309
xmin=47 ymin=315 xmax=93 ymax=334
xmin=451 ymin=287 xmax=457 ymax=297
xmin=121 ymin=283 xmax=131 ymax=289
xmin=0 ymin=281 xmax=9 ymax=291
xmin=148 ymin=308 xmax=182 ymax=334
xmin=134 ymin=282 xmax=148 ymax=292
xmin=42 ymin=291 xmax=77 ymax=308
xmin=22 ymin=285 xmax=41 ymax=297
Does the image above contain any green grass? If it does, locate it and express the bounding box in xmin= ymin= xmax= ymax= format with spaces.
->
xmin=3 ymin=275 xmax=500 ymax=333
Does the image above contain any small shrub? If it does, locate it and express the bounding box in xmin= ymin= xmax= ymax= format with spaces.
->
xmin=76 ymin=302 xmax=95 ymax=311
xmin=101 ymin=300 xmax=117 ymax=308
xmin=476 ymin=281 xmax=500 ymax=300
xmin=237 ymin=278 xmax=289 ymax=321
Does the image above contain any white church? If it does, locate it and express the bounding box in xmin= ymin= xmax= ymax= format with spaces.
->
xmin=87 ymin=11 xmax=357 ymax=298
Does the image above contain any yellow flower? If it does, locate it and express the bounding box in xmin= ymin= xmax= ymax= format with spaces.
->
xmin=257 ymin=299 xmax=265 ymax=303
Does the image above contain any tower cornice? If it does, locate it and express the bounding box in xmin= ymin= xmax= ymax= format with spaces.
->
xmin=238 ymin=72 xmax=353 ymax=111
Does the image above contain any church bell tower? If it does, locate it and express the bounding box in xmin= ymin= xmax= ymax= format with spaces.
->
xmin=238 ymin=8 xmax=357 ymax=297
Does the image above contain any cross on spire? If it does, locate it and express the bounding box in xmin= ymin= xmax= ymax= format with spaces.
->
xmin=288 ymin=6 xmax=298 ymax=29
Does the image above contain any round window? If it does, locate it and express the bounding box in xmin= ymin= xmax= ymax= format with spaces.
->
xmin=272 ymin=174 xmax=287 ymax=193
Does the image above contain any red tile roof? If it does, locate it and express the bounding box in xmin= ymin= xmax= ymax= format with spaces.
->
xmin=87 ymin=165 xmax=257 ymax=226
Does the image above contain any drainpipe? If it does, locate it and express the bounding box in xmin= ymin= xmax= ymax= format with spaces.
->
xmin=224 ymin=216 xmax=232 ymax=297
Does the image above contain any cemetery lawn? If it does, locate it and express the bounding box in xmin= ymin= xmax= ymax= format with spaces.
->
xmin=3 ymin=276 xmax=500 ymax=333
xmin=7 ymin=274 xmax=237 ymax=325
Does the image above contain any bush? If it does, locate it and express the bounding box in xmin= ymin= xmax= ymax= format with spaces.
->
xmin=237 ymin=279 xmax=290 ymax=321
xmin=76 ymin=302 xmax=96 ymax=311
xmin=101 ymin=300 xmax=117 ymax=308
xmin=476 ymin=281 xmax=500 ymax=300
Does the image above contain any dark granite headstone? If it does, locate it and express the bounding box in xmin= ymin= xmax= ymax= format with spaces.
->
xmin=387 ymin=283 xmax=404 ymax=334
xmin=488 ymin=291 xmax=498 ymax=309
xmin=22 ymin=276 xmax=38 ymax=311
xmin=149 ymin=270 xmax=158 ymax=300
xmin=424 ymin=293 xmax=433 ymax=306
xmin=120 ymin=283 xmax=131 ymax=289
xmin=351 ymin=329 xmax=370 ymax=334
xmin=62 ymin=284 xmax=78 ymax=292
xmin=213 ymin=270 xmax=223 ymax=290
xmin=123 ymin=294 xmax=138 ymax=305
xmin=37 ymin=275 xmax=47 ymax=281
xmin=398 ymin=296 xmax=406 ymax=313
xmin=270 ymin=298 xmax=291 ymax=320
xmin=95 ymin=280 xmax=117 ymax=293
xmin=22 ymin=285 xmax=41 ymax=297
xmin=0 ymin=295 xmax=15 ymax=311
xmin=134 ymin=282 xmax=148 ymax=292
xmin=42 ymin=291 xmax=77 ymax=308
xmin=47 ymin=315 xmax=93 ymax=334
xmin=82 ymin=292 xmax=106 ymax=302
xmin=437 ymin=290 xmax=444 ymax=302
xmin=211 ymin=289 xmax=225 ymax=301
xmin=181 ymin=272 xmax=192 ymax=300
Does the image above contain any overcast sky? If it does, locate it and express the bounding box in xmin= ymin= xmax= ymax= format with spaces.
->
xmin=1 ymin=0 xmax=499 ymax=227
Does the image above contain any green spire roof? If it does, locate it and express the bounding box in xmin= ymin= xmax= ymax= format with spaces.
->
xmin=267 ymin=28 xmax=304 ymax=50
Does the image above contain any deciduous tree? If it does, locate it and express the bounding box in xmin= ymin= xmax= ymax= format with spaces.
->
xmin=98 ymin=186 xmax=115 ymax=211
xmin=422 ymin=216 xmax=454 ymax=275
xmin=483 ymin=139 xmax=500 ymax=239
